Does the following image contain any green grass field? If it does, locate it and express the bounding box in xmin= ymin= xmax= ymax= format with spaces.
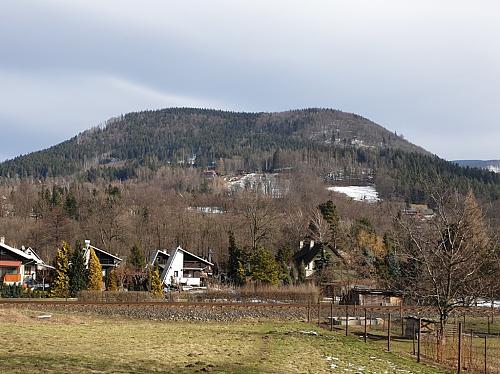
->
xmin=0 ymin=307 xmax=446 ymax=373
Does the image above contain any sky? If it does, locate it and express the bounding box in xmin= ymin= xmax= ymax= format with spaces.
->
xmin=1 ymin=0 xmax=499 ymax=161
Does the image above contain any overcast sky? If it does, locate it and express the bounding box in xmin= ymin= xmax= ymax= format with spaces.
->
xmin=1 ymin=0 xmax=499 ymax=161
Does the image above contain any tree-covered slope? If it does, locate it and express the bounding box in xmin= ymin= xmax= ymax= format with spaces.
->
xmin=0 ymin=108 xmax=424 ymax=177
xmin=0 ymin=107 xmax=498 ymax=201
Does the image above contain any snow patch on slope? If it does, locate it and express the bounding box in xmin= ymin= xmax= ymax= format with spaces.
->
xmin=327 ymin=185 xmax=380 ymax=203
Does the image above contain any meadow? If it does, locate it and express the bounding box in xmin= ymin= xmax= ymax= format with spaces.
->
xmin=0 ymin=307 xmax=446 ymax=374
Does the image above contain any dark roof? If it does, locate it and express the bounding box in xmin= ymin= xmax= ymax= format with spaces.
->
xmin=151 ymin=249 xmax=170 ymax=265
xmin=294 ymin=242 xmax=334 ymax=265
xmin=351 ymin=287 xmax=402 ymax=297
xmin=84 ymin=244 xmax=122 ymax=263
xmin=0 ymin=242 xmax=32 ymax=261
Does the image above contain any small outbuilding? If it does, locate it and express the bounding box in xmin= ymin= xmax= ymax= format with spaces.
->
xmin=344 ymin=286 xmax=402 ymax=306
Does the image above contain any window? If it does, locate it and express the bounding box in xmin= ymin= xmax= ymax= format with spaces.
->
xmin=174 ymin=271 xmax=178 ymax=277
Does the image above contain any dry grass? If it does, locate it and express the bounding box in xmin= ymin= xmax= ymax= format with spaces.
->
xmin=198 ymin=283 xmax=320 ymax=303
xmin=0 ymin=307 xmax=445 ymax=373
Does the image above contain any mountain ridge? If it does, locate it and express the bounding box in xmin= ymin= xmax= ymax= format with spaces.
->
xmin=453 ymin=160 xmax=500 ymax=173
xmin=0 ymin=107 xmax=498 ymax=203
xmin=0 ymin=107 xmax=427 ymax=176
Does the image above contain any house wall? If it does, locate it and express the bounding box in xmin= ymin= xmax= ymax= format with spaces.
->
xmin=165 ymin=250 xmax=185 ymax=285
xmin=305 ymin=260 xmax=315 ymax=278
xmin=182 ymin=277 xmax=201 ymax=286
xmin=1 ymin=264 xmax=24 ymax=285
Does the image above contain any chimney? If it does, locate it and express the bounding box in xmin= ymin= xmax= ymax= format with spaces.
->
xmin=0 ymin=236 xmax=4 ymax=244
xmin=299 ymin=240 xmax=304 ymax=249
xmin=84 ymin=240 xmax=91 ymax=248
xmin=309 ymin=240 xmax=315 ymax=249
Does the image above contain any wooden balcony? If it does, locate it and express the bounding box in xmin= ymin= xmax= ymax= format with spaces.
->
xmin=3 ymin=273 xmax=22 ymax=283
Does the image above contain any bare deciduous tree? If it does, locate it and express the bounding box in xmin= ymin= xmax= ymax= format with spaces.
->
xmin=394 ymin=189 xmax=495 ymax=342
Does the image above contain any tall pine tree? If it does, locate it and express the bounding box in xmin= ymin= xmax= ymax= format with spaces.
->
xmin=227 ymin=231 xmax=246 ymax=286
xmin=51 ymin=241 xmax=70 ymax=298
xmin=129 ymin=243 xmax=145 ymax=271
xmin=87 ymin=248 xmax=103 ymax=291
xmin=69 ymin=241 xmax=87 ymax=297
xmin=106 ymin=269 xmax=119 ymax=291
xmin=250 ymin=246 xmax=281 ymax=285
xmin=149 ymin=266 xmax=163 ymax=297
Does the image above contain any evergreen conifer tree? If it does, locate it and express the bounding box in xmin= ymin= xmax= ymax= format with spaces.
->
xmin=51 ymin=241 xmax=70 ymax=298
xmin=68 ymin=241 xmax=87 ymax=297
xmin=129 ymin=243 xmax=145 ymax=271
xmin=149 ymin=267 xmax=163 ymax=297
xmin=106 ymin=269 xmax=119 ymax=291
xmin=227 ymin=231 xmax=246 ymax=286
xmin=250 ymin=246 xmax=281 ymax=285
xmin=87 ymin=248 xmax=103 ymax=291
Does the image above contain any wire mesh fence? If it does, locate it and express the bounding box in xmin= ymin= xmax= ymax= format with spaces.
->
xmin=311 ymin=301 xmax=500 ymax=374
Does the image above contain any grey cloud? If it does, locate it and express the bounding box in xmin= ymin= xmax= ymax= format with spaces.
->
xmin=0 ymin=0 xmax=499 ymax=161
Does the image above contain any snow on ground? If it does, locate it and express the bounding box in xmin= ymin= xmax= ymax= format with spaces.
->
xmin=487 ymin=165 xmax=500 ymax=173
xmin=327 ymin=186 xmax=380 ymax=203
xmin=226 ymin=173 xmax=258 ymax=190
xmin=475 ymin=299 xmax=500 ymax=308
xmin=187 ymin=207 xmax=224 ymax=214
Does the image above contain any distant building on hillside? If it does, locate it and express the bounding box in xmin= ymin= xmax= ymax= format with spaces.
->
xmin=402 ymin=204 xmax=434 ymax=220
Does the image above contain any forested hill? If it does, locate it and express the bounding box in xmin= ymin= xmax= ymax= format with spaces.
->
xmin=1 ymin=108 xmax=499 ymax=201
xmin=0 ymin=108 xmax=425 ymax=177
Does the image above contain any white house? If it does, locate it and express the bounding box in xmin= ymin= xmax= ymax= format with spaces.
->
xmin=0 ymin=236 xmax=53 ymax=288
xmin=153 ymin=246 xmax=213 ymax=288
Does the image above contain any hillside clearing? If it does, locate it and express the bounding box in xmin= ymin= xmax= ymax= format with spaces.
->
xmin=0 ymin=308 xmax=445 ymax=373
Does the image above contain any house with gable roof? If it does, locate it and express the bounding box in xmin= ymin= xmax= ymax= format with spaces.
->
xmin=83 ymin=240 xmax=122 ymax=278
xmin=0 ymin=236 xmax=53 ymax=288
xmin=294 ymin=240 xmax=337 ymax=278
xmin=151 ymin=246 xmax=213 ymax=287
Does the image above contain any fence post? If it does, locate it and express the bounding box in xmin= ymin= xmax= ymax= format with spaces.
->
xmin=345 ymin=304 xmax=349 ymax=336
xmin=307 ymin=300 xmax=311 ymax=323
xmin=330 ymin=299 xmax=334 ymax=331
xmin=387 ymin=313 xmax=391 ymax=352
xmin=364 ymin=308 xmax=367 ymax=343
xmin=469 ymin=329 xmax=473 ymax=370
xmin=400 ymin=302 xmax=404 ymax=336
xmin=483 ymin=335 xmax=487 ymax=374
xmin=318 ymin=300 xmax=321 ymax=326
xmin=487 ymin=315 xmax=490 ymax=335
xmin=417 ymin=318 xmax=422 ymax=363
xmin=436 ymin=328 xmax=440 ymax=362
xmin=412 ymin=322 xmax=416 ymax=355
xmin=458 ymin=322 xmax=462 ymax=374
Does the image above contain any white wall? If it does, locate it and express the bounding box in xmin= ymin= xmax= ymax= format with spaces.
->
xmin=165 ymin=250 xmax=184 ymax=285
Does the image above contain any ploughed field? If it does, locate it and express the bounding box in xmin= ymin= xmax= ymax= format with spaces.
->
xmin=0 ymin=307 xmax=445 ymax=374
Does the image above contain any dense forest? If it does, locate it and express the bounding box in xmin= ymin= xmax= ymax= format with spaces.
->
xmin=1 ymin=108 xmax=498 ymax=204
